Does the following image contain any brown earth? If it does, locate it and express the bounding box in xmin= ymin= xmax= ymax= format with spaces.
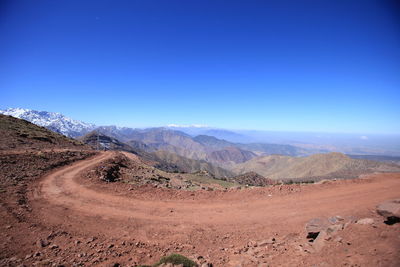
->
xmin=0 ymin=114 xmax=88 ymax=151
xmin=1 ymin=151 xmax=399 ymax=266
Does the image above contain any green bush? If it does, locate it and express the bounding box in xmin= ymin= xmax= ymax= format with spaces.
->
xmin=154 ymin=254 xmax=197 ymax=267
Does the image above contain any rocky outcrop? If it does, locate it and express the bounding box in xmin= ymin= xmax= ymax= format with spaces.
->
xmin=377 ymin=199 xmax=400 ymax=225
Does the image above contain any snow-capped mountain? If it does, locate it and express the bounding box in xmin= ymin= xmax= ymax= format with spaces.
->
xmin=0 ymin=108 xmax=96 ymax=138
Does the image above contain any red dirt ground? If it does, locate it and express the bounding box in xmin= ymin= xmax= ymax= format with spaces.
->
xmin=1 ymin=151 xmax=400 ymax=266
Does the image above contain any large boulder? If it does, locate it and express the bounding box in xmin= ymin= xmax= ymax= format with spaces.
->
xmin=356 ymin=218 xmax=374 ymax=225
xmin=377 ymin=199 xmax=400 ymax=218
xmin=377 ymin=199 xmax=400 ymax=224
xmin=312 ymin=230 xmax=328 ymax=252
xmin=306 ymin=218 xmax=329 ymax=233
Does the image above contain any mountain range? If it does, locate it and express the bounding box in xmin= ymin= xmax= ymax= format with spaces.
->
xmin=233 ymin=152 xmax=400 ymax=181
xmin=2 ymin=107 xmax=400 ymax=183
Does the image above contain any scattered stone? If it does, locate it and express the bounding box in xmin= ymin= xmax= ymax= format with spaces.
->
xmin=334 ymin=236 xmax=343 ymax=243
xmin=87 ymin=237 xmax=96 ymax=243
xmin=356 ymin=218 xmax=374 ymax=225
xmin=36 ymin=239 xmax=49 ymax=248
xmin=247 ymin=241 xmax=257 ymax=247
xmin=377 ymin=199 xmax=400 ymax=225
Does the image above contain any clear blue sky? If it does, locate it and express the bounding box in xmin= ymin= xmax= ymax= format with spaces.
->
xmin=1 ymin=0 xmax=399 ymax=133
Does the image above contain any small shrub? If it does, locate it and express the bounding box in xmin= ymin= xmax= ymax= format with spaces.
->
xmin=154 ymin=254 xmax=197 ymax=267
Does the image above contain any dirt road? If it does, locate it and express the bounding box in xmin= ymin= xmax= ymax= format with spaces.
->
xmin=28 ymin=151 xmax=400 ymax=266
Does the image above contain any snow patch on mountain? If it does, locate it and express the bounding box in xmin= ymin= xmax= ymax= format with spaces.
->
xmin=0 ymin=108 xmax=96 ymax=138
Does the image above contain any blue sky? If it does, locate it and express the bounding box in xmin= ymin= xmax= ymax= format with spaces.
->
xmin=1 ymin=0 xmax=399 ymax=133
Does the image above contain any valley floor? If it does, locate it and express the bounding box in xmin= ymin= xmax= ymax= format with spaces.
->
xmin=1 ymin=151 xmax=400 ymax=266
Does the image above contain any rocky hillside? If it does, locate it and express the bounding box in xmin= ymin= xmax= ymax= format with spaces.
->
xmin=209 ymin=147 xmax=257 ymax=165
xmin=0 ymin=114 xmax=88 ymax=150
xmin=233 ymin=152 xmax=400 ymax=181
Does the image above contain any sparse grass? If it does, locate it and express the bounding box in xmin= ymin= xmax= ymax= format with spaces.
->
xmin=183 ymin=173 xmax=237 ymax=188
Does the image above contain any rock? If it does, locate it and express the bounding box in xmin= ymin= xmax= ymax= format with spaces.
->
xmin=377 ymin=199 xmax=400 ymax=224
xmin=356 ymin=218 xmax=374 ymax=225
xmin=312 ymin=230 xmax=327 ymax=252
xmin=326 ymin=224 xmax=343 ymax=235
xmin=343 ymin=222 xmax=352 ymax=230
xmin=306 ymin=218 xmax=328 ymax=233
xmin=334 ymin=236 xmax=343 ymax=243
xmin=257 ymin=238 xmax=275 ymax=246
xmin=36 ymin=239 xmax=49 ymax=248
xmin=328 ymin=216 xmax=344 ymax=224
xmin=247 ymin=241 xmax=257 ymax=247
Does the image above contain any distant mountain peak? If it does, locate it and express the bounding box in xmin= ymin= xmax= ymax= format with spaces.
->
xmin=0 ymin=107 xmax=96 ymax=138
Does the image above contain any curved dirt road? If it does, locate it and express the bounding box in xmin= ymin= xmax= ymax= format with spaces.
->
xmin=30 ymin=152 xmax=400 ymax=266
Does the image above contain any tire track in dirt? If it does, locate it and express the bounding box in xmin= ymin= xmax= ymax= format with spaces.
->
xmin=32 ymin=152 xmax=400 ymax=228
